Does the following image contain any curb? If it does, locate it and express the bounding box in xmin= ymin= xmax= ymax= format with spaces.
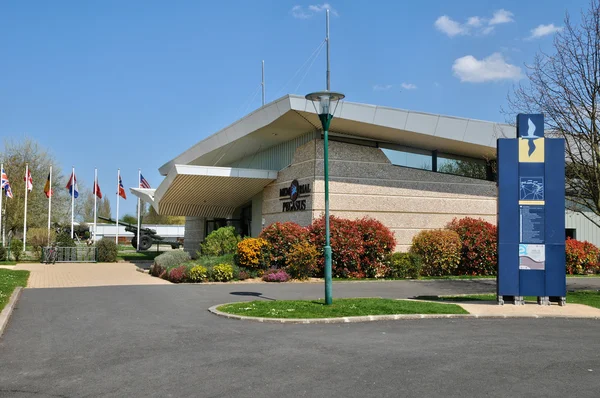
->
xmin=135 ymin=267 xmax=149 ymax=274
xmin=208 ymin=303 xmax=600 ymax=324
xmin=0 ymin=287 xmax=23 ymax=338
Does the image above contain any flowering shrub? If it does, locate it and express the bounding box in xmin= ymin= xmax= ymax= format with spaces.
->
xmin=309 ymin=215 xmax=396 ymax=278
xmin=410 ymin=229 xmax=461 ymax=276
xmin=188 ymin=265 xmax=208 ymax=282
xmin=285 ymin=241 xmax=319 ymax=280
xmin=238 ymin=270 xmax=250 ymax=280
xmin=211 ymin=263 xmax=234 ymax=282
xmin=566 ymin=238 xmax=600 ymax=274
xmin=446 ymin=217 xmax=497 ymax=276
xmin=259 ymin=222 xmax=310 ymax=268
xmin=386 ymin=252 xmax=422 ymax=279
xmin=236 ymin=238 xmax=270 ymax=269
xmin=168 ymin=265 xmax=188 ymax=283
xmin=262 ymin=268 xmax=291 ymax=282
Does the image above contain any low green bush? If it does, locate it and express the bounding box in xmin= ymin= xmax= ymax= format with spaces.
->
xmin=0 ymin=245 xmax=6 ymax=261
xmin=151 ymin=250 xmax=191 ymax=277
xmin=386 ymin=252 xmax=422 ymax=279
xmin=211 ymin=263 xmax=234 ymax=282
xmin=10 ymin=239 xmax=23 ymax=262
xmin=410 ymin=229 xmax=461 ymax=277
xmin=188 ymin=265 xmax=208 ymax=282
xmin=55 ymin=231 xmax=76 ymax=247
xmin=97 ymin=239 xmax=118 ymax=262
xmin=197 ymin=253 xmax=235 ymax=268
xmin=201 ymin=227 xmax=241 ymax=256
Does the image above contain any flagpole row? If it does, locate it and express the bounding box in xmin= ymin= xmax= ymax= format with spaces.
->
xmin=116 ymin=169 xmax=120 ymax=245
xmin=0 ymin=163 xmax=3 ymax=248
xmin=137 ymin=169 xmax=141 ymax=252
xmin=70 ymin=166 xmax=75 ymax=239
xmin=93 ymin=168 xmax=98 ymax=244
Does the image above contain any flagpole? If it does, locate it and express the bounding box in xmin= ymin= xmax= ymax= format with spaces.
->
xmin=116 ymin=169 xmax=120 ymax=245
xmin=137 ymin=169 xmax=141 ymax=252
xmin=0 ymin=163 xmax=3 ymax=248
xmin=23 ymin=163 xmax=28 ymax=251
xmin=93 ymin=168 xmax=98 ymax=243
xmin=47 ymin=165 xmax=52 ymax=246
xmin=71 ymin=166 xmax=75 ymax=239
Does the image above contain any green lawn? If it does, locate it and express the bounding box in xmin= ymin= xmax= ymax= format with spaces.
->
xmin=117 ymin=251 xmax=163 ymax=262
xmin=0 ymin=269 xmax=30 ymax=312
xmin=217 ymin=298 xmax=468 ymax=319
xmin=0 ymin=261 xmax=17 ymax=266
xmin=415 ymin=291 xmax=600 ymax=309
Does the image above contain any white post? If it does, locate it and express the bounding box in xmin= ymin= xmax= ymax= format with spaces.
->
xmin=47 ymin=166 xmax=52 ymax=246
xmin=70 ymin=166 xmax=75 ymax=239
xmin=137 ymin=169 xmax=141 ymax=252
xmin=0 ymin=163 xmax=3 ymax=248
xmin=115 ymin=169 xmax=120 ymax=245
xmin=23 ymin=163 xmax=28 ymax=251
xmin=93 ymin=168 xmax=98 ymax=243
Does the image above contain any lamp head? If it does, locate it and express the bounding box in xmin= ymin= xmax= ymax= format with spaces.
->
xmin=305 ymin=91 xmax=345 ymax=116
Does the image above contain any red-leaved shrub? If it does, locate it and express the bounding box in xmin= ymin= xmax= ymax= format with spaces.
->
xmin=167 ymin=265 xmax=188 ymax=283
xmin=446 ymin=217 xmax=498 ymax=276
xmin=259 ymin=222 xmax=309 ymax=268
xmin=410 ymin=229 xmax=461 ymax=276
xmin=566 ymin=238 xmax=600 ymax=274
xmin=309 ymin=215 xmax=396 ymax=278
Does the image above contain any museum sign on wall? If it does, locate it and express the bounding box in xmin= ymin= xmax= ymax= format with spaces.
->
xmin=280 ymin=179 xmax=310 ymax=212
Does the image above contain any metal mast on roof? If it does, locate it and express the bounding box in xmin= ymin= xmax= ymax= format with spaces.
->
xmin=261 ymin=60 xmax=265 ymax=106
xmin=326 ymin=9 xmax=330 ymax=91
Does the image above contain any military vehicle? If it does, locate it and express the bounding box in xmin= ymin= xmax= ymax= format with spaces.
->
xmin=97 ymin=216 xmax=182 ymax=250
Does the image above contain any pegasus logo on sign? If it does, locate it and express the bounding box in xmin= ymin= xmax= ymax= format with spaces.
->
xmin=279 ymin=179 xmax=310 ymax=212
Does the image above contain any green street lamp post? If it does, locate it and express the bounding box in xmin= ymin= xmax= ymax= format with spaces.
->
xmin=305 ymin=91 xmax=345 ymax=305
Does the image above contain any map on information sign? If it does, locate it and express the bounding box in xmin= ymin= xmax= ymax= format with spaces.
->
xmin=520 ymin=177 xmax=544 ymax=201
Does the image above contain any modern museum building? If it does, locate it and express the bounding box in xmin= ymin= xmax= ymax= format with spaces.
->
xmin=130 ymin=94 xmax=599 ymax=255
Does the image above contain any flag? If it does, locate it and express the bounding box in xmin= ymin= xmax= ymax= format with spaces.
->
xmin=94 ymin=178 xmax=103 ymax=199
xmin=1 ymin=168 xmax=12 ymax=198
xmin=66 ymin=171 xmax=79 ymax=198
xmin=44 ymin=173 xmax=53 ymax=198
xmin=118 ymin=174 xmax=127 ymax=199
xmin=24 ymin=169 xmax=33 ymax=192
xmin=140 ymin=174 xmax=151 ymax=189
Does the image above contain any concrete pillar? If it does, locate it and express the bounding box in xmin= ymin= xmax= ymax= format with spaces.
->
xmin=184 ymin=216 xmax=205 ymax=259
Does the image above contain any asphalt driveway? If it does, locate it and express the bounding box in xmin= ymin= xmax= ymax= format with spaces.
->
xmin=0 ymin=279 xmax=599 ymax=397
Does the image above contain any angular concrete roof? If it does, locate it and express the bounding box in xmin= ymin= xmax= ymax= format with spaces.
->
xmin=158 ymin=94 xmax=515 ymax=176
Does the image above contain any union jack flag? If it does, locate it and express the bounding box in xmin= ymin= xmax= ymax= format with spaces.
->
xmin=1 ymin=168 xmax=13 ymax=198
xmin=140 ymin=174 xmax=151 ymax=189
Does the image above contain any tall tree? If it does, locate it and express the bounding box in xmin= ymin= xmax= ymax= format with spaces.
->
xmin=0 ymin=138 xmax=70 ymax=238
xmin=144 ymin=205 xmax=185 ymax=225
xmin=507 ymin=0 xmax=600 ymax=226
xmin=98 ymin=197 xmax=112 ymax=219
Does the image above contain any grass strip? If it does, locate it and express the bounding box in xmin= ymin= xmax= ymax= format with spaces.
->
xmin=0 ymin=269 xmax=30 ymax=312
xmin=218 ymin=298 xmax=468 ymax=319
xmin=415 ymin=291 xmax=600 ymax=309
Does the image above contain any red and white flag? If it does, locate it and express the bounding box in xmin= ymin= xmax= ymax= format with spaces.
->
xmin=24 ymin=169 xmax=33 ymax=192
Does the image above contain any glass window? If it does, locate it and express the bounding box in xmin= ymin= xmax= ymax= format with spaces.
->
xmin=381 ymin=148 xmax=432 ymax=170
xmin=437 ymin=155 xmax=487 ymax=180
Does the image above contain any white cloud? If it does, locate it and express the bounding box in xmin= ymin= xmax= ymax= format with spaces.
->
xmin=452 ymin=53 xmax=522 ymax=83
xmin=489 ymin=9 xmax=514 ymax=25
xmin=434 ymin=15 xmax=467 ymax=37
xmin=529 ymin=23 xmax=563 ymax=39
xmin=434 ymin=9 xmax=514 ymax=37
xmin=292 ymin=3 xmax=338 ymax=19
xmin=467 ymin=16 xmax=483 ymax=27
xmin=373 ymin=84 xmax=392 ymax=91
xmin=401 ymin=83 xmax=417 ymax=90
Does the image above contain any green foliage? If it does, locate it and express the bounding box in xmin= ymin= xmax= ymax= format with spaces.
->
xmin=386 ymin=252 xmax=423 ymax=279
xmin=201 ymin=227 xmax=241 ymax=256
xmin=0 ymin=245 xmax=6 ymax=261
xmin=0 ymin=269 xmax=30 ymax=311
xmin=285 ymin=241 xmax=319 ymax=280
xmin=151 ymin=250 xmax=191 ymax=277
xmin=211 ymin=263 xmax=234 ymax=282
xmin=188 ymin=265 xmax=208 ymax=282
xmin=10 ymin=239 xmax=23 ymax=262
xmin=97 ymin=238 xmax=118 ymax=262
xmin=26 ymin=228 xmax=56 ymax=260
xmin=410 ymin=229 xmax=461 ymax=277
xmin=55 ymin=231 xmax=76 ymax=247
xmin=120 ymin=214 xmax=137 ymax=225
xmin=197 ymin=253 xmax=235 ymax=267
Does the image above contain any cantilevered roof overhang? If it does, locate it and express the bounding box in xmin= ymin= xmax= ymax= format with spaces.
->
xmin=133 ymin=165 xmax=278 ymax=218
xmin=158 ymin=94 xmax=515 ymax=176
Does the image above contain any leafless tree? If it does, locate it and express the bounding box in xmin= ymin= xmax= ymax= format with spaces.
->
xmin=506 ymin=0 xmax=600 ymax=226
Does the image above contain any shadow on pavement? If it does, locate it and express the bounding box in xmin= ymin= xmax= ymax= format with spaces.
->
xmin=230 ymin=291 xmax=276 ymax=301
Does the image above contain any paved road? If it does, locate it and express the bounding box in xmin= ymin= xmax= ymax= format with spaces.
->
xmin=1 ymin=280 xmax=599 ymax=397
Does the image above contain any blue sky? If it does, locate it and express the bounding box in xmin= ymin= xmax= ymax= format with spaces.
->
xmin=0 ymin=0 xmax=589 ymax=218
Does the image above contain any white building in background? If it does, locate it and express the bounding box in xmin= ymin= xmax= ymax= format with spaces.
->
xmin=129 ymin=94 xmax=600 ymax=256
xmin=93 ymin=223 xmax=184 ymax=244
